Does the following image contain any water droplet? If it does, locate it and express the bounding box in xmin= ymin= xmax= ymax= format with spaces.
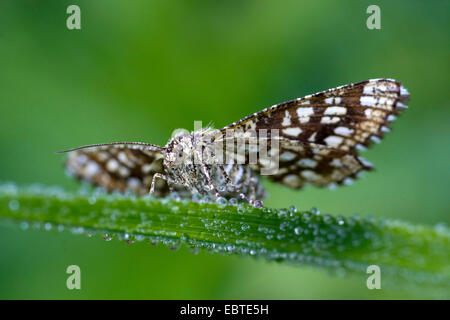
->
xmin=301 ymin=214 xmax=311 ymax=223
xmin=71 ymin=227 xmax=84 ymax=234
xmin=171 ymin=206 xmax=180 ymax=214
xmin=294 ymin=227 xmax=302 ymax=235
xmin=279 ymin=222 xmax=288 ymax=231
xmin=253 ymin=200 xmax=263 ymax=208
xmin=278 ymin=209 xmax=288 ymax=218
xmin=169 ymin=192 xmax=181 ymax=201
xmin=192 ymin=193 xmax=202 ymax=203
xmin=203 ymin=194 xmax=215 ymax=203
xmin=20 ymin=221 xmax=29 ymax=230
xmin=8 ymin=200 xmax=19 ymax=211
xmin=135 ymin=235 xmax=145 ymax=242
xmin=237 ymin=203 xmax=246 ymax=214
xmin=88 ymin=196 xmax=97 ymax=205
xmin=228 ymin=198 xmax=238 ymax=206
xmin=323 ymin=215 xmax=333 ymax=224
xmin=434 ymin=223 xmax=448 ymax=233
xmin=216 ymin=197 xmax=227 ymax=207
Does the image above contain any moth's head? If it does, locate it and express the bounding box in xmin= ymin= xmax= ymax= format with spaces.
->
xmin=164 ymin=133 xmax=195 ymax=167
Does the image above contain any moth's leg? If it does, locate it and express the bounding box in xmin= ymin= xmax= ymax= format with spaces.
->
xmin=234 ymin=167 xmax=253 ymax=194
xmin=167 ymin=181 xmax=175 ymax=193
xmin=200 ymin=162 xmax=221 ymax=198
xmin=150 ymin=173 xmax=168 ymax=195
xmin=218 ymin=163 xmax=233 ymax=191
xmin=242 ymin=169 xmax=264 ymax=208
xmin=248 ymin=177 xmax=257 ymax=201
xmin=238 ymin=192 xmax=251 ymax=203
xmin=220 ymin=165 xmax=254 ymax=205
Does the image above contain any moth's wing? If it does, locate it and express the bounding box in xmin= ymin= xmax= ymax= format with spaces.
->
xmin=64 ymin=144 xmax=171 ymax=196
xmin=220 ymin=78 xmax=409 ymax=188
xmin=256 ymin=140 xmax=372 ymax=188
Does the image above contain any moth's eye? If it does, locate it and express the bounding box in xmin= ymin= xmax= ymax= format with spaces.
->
xmin=178 ymin=151 xmax=183 ymax=158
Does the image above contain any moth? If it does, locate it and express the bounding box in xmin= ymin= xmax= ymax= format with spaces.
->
xmin=57 ymin=79 xmax=409 ymax=207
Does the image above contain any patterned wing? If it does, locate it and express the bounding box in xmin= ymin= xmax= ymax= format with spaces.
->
xmin=220 ymin=78 xmax=409 ymax=188
xmin=62 ymin=143 xmax=171 ymax=196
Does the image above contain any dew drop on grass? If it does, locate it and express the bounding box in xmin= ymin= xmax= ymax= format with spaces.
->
xmin=203 ymin=194 xmax=215 ymax=203
xmin=278 ymin=209 xmax=288 ymax=218
xmin=301 ymin=214 xmax=311 ymax=223
xmin=169 ymin=192 xmax=181 ymax=201
xmin=8 ymin=200 xmax=19 ymax=211
xmin=279 ymin=222 xmax=288 ymax=231
xmin=20 ymin=221 xmax=29 ymax=230
xmin=434 ymin=222 xmax=448 ymax=233
xmin=288 ymin=205 xmax=297 ymax=214
xmin=171 ymin=206 xmax=180 ymax=214
xmin=87 ymin=195 xmax=97 ymax=205
xmin=323 ymin=215 xmax=333 ymax=224
xmin=191 ymin=193 xmax=202 ymax=203
xmin=253 ymin=200 xmax=263 ymax=208
xmin=216 ymin=197 xmax=227 ymax=207
xmin=237 ymin=203 xmax=246 ymax=214
xmin=228 ymin=198 xmax=238 ymax=206
xmin=71 ymin=226 xmax=84 ymax=234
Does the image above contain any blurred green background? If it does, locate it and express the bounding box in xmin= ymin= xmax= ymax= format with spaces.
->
xmin=0 ymin=0 xmax=448 ymax=299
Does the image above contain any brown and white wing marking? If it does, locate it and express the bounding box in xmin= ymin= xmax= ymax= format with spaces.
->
xmin=220 ymin=78 xmax=409 ymax=188
xmin=60 ymin=143 xmax=170 ymax=196
xmin=261 ymin=140 xmax=372 ymax=189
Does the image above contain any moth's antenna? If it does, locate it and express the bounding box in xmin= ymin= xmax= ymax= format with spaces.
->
xmin=55 ymin=142 xmax=163 ymax=154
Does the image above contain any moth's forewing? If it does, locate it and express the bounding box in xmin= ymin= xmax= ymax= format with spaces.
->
xmin=220 ymin=79 xmax=409 ymax=188
xmin=65 ymin=145 xmax=171 ymax=196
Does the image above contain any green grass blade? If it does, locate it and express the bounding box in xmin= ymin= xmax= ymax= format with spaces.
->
xmin=0 ymin=182 xmax=448 ymax=291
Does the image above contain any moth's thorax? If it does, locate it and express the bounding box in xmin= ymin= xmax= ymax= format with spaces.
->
xmin=162 ymin=128 xmax=222 ymax=191
xmin=164 ymin=129 xmax=219 ymax=165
